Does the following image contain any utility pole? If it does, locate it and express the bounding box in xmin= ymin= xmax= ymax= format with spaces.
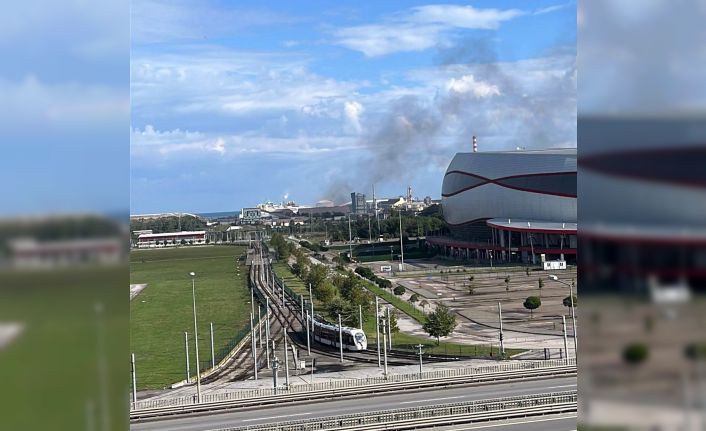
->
xmin=131 ymin=353 xmax=137 ymax=407
xmin=368 ymin=215 xmax=372 ymax=243
xmin=338 ymin=314 xmax=344 ymax=363
xmin=416 ymin=344 xmax=423 ymax=375
xmin=184 ymin=332 xmax=190 ymax=383
xmin=210 ymin=322 xmax=215 ymax=368
xmin=306 ymin=310 xmax=311 ymax=355
xmin=375 ymin=297 xmax=381 ymax=368
xmin=250 ymin=288 xmax=254 ymax=317
xmin=562 ymin=315 xmax=569 ymax=365
xmin=498 ymin=302 xmax=505 ymax=357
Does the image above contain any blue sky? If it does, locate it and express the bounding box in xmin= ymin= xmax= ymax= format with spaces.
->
xmin=130 ymin=0 xmax=576 ymax=214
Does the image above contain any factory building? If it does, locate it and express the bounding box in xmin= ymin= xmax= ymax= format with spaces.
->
xmin=351 ymin=192 xmax=367 ymax=214
xmin=427 ymin=148 xmax=577 ymax=264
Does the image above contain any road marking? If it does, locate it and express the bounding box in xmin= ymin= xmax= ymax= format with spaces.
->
xmin=241 ymin=412 xmax=311 ymax=422
xmin=398 ymin=384 xmax=576 ymax=405
xmin=452 ymin=414 xmax=577 ymax=430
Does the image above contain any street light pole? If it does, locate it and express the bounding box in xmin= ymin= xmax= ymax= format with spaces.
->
xmin=250 ymin=312 xmax=257 ymax=380
xmin=131 ymin=353 xmax=137 ymax=407
xmin=416 ymin=344 xmax=423 ymax=375
xmin=189 ymin=272 xmax=202 ymax=403
xmin=549 ymin=275 xmax=578 ymax=359
xmin=562 ymin=315 xmax=569 ymax=365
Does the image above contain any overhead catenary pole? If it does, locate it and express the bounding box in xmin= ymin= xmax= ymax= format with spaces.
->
xmin=375 ymin=297 xmax=381 ymax=368
xmin=284 ymin=328 xmax=290 ymax=387
xmin=306 ymin=310 xmax=311 ymax=355
xmin=416 ymin=344 xmax=423 ymax=375
xmin=258 ymin=305 xmax=263 ymax=348
xmin=131 ymin=353 xmax=137 ymax=407
xmin=184 ymin=332 xmax=190 ymax=383
xmin=266 ymin=297 xmax=271 ymax=368
xmin=386 ymin=307 xmax=392 ymax=350
xmin=498 ymin=302 xmax=505 ymax=357
xmin=272 ymin=356 xmax=279 ymax=395
xmin=382 ymin=318 xmax=389 ymax=378
xmin=300 ymin=295 xmax=304 ymax=321
xmin=309 ymin=283 xmax=314 ymax=321
xmin=359 ymin=304 xmax=363 ymax=330
xmin=562 ymin=315 xmax=569 ymax=365
xmin=190 ymin=272 xmax=202 ymax=403
xmin=210 ymin=322 xmax=215 ymax=368
xmin=250 ymin=313 xmax=258 ymax=380
xmin=338 ymin=314 xmax=344 ymax=363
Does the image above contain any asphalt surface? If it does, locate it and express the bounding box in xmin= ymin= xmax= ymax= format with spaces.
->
xmin=131 ymin=376 xmax=576 ymax=431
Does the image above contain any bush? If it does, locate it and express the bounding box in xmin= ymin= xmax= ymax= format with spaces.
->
xmin=623 ymin=343 xmax=649 ymax=365
xmin=410 ymin=293 xmax=420 ymax=303
xmin=563 ymin=295 xmax=577 ymax=308
xmin=523 ymin=296 xmax=541 ymax=318
xmin=393 ymin=285 xmax=406 ymax=296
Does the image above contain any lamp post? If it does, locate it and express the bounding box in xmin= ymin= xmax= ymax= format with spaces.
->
xmin=189 ymin=272 xmax=202 ymax=403
xmin=549 ymin=275 xmax=577 ymax=358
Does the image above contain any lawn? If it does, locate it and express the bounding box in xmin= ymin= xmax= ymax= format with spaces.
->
xmin=130 ymin=245 xmax=250 ymax=389
xmin=0 ymin=266 xmax=127 ymax=430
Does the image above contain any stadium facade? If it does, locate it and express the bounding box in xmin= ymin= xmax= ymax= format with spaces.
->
xmin=427 ymin=148 xmax=577 ymax=264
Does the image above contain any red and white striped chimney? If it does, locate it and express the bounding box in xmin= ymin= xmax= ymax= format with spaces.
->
xmin=472 ymin=135 xmax=477 ymax=153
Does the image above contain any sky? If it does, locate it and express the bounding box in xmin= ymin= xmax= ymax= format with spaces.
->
xmin=130 ymin=0 xmax=577 ymax=214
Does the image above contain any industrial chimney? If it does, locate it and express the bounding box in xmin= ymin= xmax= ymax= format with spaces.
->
xmin=472 ymin=135 xmax=477 ymax=153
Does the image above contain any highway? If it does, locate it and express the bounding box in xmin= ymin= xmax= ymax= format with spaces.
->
xmin=131 ymin=376 xmax=576 ymax=431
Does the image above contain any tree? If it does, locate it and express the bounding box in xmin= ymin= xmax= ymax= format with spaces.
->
xmin=562 ymin=295 xmax=577 ymax=308
xmin=393 ymin=285 xmax=406 ymax=296
xmin=504 ymin=276 xmax=510 ymax=296
xmin=410 ymin=293 xmax=420 ymax=303
xmin=422 ymin=304 xmax=457 ymax=344
xmin=526 ymin=267 xmax=530 ymax=277
xmin=623 ymin=343 xmax=649 ymax=366
xmin=523 ymin=296 xmax=541 ymax=319
xmin=419 ymin=299 xmax=429 ymax=313
xmin=538 ymin=278 xmax=544 ymax=297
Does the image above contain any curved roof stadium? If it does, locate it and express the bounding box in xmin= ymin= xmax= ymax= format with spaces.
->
xmin=442 ymin=148 xmax=577 ymax=242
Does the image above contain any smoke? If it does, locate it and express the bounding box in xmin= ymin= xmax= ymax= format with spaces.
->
xmin=318 ymin=35 xmax=576 ymax=202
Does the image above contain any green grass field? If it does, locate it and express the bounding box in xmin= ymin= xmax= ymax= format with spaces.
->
xmin=0 ymin=266 xmax=127 ymax=430
xmin=130 ymin=246 xmax=250 ymax=389
xmin=270 ymin=261 xmax=522 ymax=358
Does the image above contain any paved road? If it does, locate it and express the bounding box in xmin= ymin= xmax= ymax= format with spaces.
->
xmin=437 ymin=414 xmax=576 ymax=430
xmin=132 ymin=376 xmax=576 ymax=431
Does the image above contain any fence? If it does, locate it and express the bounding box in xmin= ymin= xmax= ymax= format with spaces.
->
xmin=132 ymin=358 xmax=575 ymax=411
xmin=216 ymin=390 xmax=578 ymax=431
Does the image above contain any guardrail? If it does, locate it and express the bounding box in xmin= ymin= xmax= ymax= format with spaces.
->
xmin=130 ymin=358 xmax=575 ymax=416
xmin=215 ymin=390 xmax=578 ymax=431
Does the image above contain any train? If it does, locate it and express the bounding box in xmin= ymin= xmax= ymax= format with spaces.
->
xmin=310 ymin=315 xmax=368 ymax=351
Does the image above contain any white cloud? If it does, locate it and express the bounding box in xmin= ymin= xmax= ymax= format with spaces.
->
xmin=343 ymin=100 xmax=364 ymax=134
xmin=446 ymin=75 xmax=500 ymax=98
xmin=409 ymin=4 xmax=524 ymax=29
xmin=332 ymin=4 xmax=524 ymax=56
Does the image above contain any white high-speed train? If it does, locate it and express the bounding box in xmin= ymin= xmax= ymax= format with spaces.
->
xmin=310 ymin=316 xmax=367 ymax=351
